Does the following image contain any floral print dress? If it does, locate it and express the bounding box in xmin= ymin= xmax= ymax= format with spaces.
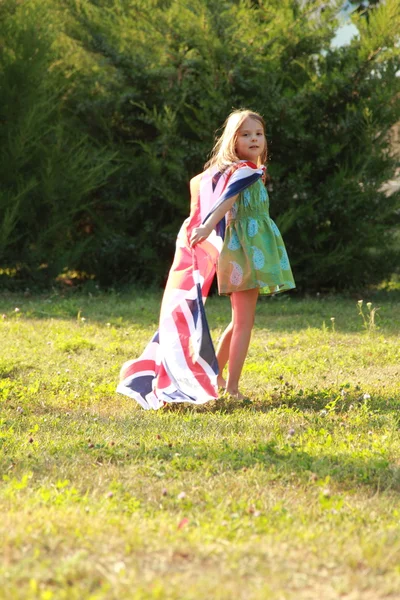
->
xmin=217 ymin=179 xmax=296 ymax=295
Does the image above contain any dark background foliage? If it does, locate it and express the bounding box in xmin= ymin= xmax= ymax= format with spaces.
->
xmin=0 ymin=0 xmax=399 ymax=291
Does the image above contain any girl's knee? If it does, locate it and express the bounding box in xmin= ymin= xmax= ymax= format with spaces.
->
xmin=233 ymin=314 xmax=255 ymax=330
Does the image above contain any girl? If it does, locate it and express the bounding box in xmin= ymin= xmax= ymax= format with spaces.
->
xmin=117 ymin=109 xmax=295 ymax=409
xmin=191 ymin=109 xmax=295 ymax=398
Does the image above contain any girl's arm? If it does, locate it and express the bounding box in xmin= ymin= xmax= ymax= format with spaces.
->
xmin=190 ymin=193 xmax=239 ymax=247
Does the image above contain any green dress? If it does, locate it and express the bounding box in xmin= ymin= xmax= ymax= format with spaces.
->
xmin=217 ymin=179 xmax=296 ymax=296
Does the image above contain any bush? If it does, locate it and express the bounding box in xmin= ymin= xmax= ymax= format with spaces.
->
xmin=0 ymin=0 xmax=117 ymax=286
xmin=1 ymin=0 xmax=399 ymax=290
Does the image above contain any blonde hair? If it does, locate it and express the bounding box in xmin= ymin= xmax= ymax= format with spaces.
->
xmin=204 ymin=109 xmax=267 ymax=171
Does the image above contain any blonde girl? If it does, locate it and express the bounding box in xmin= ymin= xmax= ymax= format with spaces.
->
xmin=118 ymin=109 xmax=295 ymax=409
xmin=190 ymin=109 xmax=295 ymax=398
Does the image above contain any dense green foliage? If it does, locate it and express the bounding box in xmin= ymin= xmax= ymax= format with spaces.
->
xmin=0 ymin=0 xmax=399 ymax=290
xmin=0 ymin=1 xmax=118 ymax=284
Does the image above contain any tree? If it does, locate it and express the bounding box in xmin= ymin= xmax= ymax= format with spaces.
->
xmin=0 ymin=0 xmax=117 ymax=286
xmin=1 ymin=0 xmax=399 ymax=290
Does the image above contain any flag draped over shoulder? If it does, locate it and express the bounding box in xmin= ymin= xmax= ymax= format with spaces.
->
xmin=117 ymin=161 xmax=264 ymax=410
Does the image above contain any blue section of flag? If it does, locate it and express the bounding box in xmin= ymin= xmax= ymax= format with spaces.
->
xmin=203 ymin=172 xmax=261 ymax=224
xmin=130 ymin=375 xmax=153 ymax=396
xmin=196 ymin=282 xmax=219 ymax=372
xmin=186 ymin=297 xmax=200 ymax=329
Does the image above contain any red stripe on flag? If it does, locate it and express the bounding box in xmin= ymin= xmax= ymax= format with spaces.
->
xmin=170 ymin=304 xmax=217 ymax=398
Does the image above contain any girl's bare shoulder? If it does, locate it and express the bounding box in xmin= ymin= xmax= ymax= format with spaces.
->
xmin=189 ymin=172 xmax=204 ymax=195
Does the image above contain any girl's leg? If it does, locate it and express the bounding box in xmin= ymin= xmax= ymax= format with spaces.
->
xmin=226 ymin=288 xmax=259 ymax=397
xmin=215 ymin=320 xmax=234 ymax=387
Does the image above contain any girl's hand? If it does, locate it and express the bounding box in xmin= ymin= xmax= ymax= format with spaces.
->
xmin=190 ymin=224 xmax=212 ymax=247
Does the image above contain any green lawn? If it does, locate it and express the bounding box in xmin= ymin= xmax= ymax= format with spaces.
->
xmin=1 ymin=289 xmax=400 ymax=599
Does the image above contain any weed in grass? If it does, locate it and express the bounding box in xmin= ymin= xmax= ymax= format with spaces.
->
xmin=357 ymin=299 xmax=379 ymax=332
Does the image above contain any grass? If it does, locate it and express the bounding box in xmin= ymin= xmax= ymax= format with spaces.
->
xmin=0 ymin=288 xmax=400 ymax=599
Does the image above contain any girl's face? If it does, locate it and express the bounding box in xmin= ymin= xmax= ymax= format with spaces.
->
xmin=235 ymin=116 xmax=266 ymax=163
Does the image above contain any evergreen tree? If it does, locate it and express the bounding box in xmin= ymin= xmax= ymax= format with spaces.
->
xmin=1 ymin=0 xmax=399 ymax=290
xmin=0 ymin=0 xmax=118 ymax=286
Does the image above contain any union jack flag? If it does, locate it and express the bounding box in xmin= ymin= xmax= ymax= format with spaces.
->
xmin=117 ymin=161 xmax=264 ymax=409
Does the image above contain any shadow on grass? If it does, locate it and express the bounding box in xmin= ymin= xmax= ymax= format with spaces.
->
xmin=7 ymin=417 xmax=400 ymax=496
xmin=5 ymin=398 xmax=400 ymax=496
xmin=147 ymin=440 xmax=400 ymax=494
xmin=0 ymin=290 xmax=162 ymax=329
xmin=1 ymin=289 xmax=400 ymax=335
xmin=167 ymin=387 xmax=400 ymax=415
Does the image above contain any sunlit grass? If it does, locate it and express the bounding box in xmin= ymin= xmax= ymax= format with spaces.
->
xmin=0 ymin=290 xmax=400 ymax=599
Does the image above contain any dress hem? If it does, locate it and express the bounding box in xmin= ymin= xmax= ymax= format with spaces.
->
xmin=218 ymin=282 xmax=296 ymax=296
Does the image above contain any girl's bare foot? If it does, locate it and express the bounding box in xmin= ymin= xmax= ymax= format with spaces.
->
xmin=225 ymin=388 xmax=246 ymax=400
xmin=217 ymin=375 xmax=226 ymax=389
